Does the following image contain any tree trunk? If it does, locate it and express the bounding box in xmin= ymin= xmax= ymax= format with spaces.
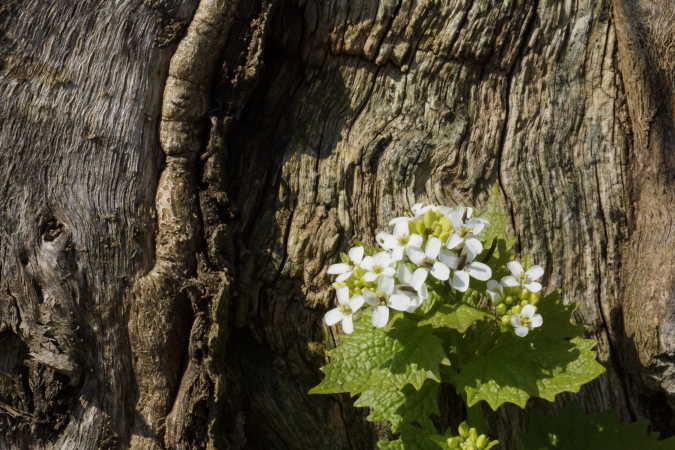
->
xmin=0 ymin=0 xmax=672 ymax=449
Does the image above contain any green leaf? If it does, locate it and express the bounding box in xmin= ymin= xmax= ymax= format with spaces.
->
xmin=521 ymin=405 xmax=675 ymax=450
xmin=387 ymin=320 xmax=447 ymax=389
xmin=310 ymin=317 xmax=446 ymax=394
xmin=419 ymin=303 xmax=490 ymax=333
xmin=378 ymin=424 xmax=445 ymax=450
xmin=535 ymin=291 xmax=586 ymax=339
xmin=355 ymin=379 xmax=439 ymax=432
xmin=309 ymin=318 xmax=394 ymax=395
xmin=452 ymin=296 xmax=605 ymax=409
xmin=378 ymin=440 xmax=405 ymax=450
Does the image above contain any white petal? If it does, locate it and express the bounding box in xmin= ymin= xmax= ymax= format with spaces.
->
xmin=447 ymin=208 xmax=464 ymax=228
xmin=372 ymin=306 xmax=389 ymax=328
xmin=500 ymin=275 xmax=519 ymax=287
xmin=342 ymin=315 xmax=354 ymax=334
xmin=523 ymin=282 xmax=542 ymax=293
xmin=397 ymin=264 xmax=413 ymax=284
xmin=378 ymin=276 xmax=395 ymax=295
xmin=425 ymin=237 xmax=442 ymax=259
xmin=363 ymin=290 xmax=378 ymax=306
xmin=412 ymin=202 xmax=427 ymax=215
xmin=438 ymin=250 xmax=460 ymax=269
xmin=376 ymin=232 xmax=389 ymax=247
xmin=389 ymin=216 xmax=411 ymax=226
xmin=408 ymin=234 xmax=424 ymax=248
xmin=327 ymin=263 xmax=350 ymax=275
xmin=446 ymin=234 xmax=463 ymax=250
xmin=381 ymin=267 xmax=396 ymax=278
xmin=360 ymin=256 xmax=374 ymax=271
xmin=507 ymin=261 xmax=524 ymax=277
xmin=526 ymin=265 xmax=544 ymax=281
xmin=438 ymin=206 xmax=453 ymax=217
xmin=336 ymin=271 xmax=352 ymax=282
xmin=349 ymin=246 xmax=364 ymax=264
xmin=521 ymin=304 xmax=537 ymax=317
xmin=388 ymin=293 xmax=412 ymax=311
xmin=381 ymin=234 xmax=399 ymax=250
xmin=324 ymin=308 xmax=344 ymax=326
xmin=391 ymin=247 xmax=404 ymax=261
xmin=431 ymin=262 xmax=450 ymax=281
xmin=394 ymin=221 xmax=409 ymax=237
xmin=363 ymin=272 xmax=378 ymax=282
xmin=406 ymin=246 xmax=426 ymax=265
xmin=418 ymin=283 xmax=429 ymax=300
xmin=511 ymin=315 xmax=522 ymax=327
xmin=451 ymin=270 xmax=470 ymax=292
xmin=349 ymin=295 xmax=365 ymax=312
xmin=467 ymin=262 xmax=492 ymax=281
xmin=466 ymin=218 xmax=487 ymax=235
xmin=515 ymin=326 xmax=529 ymax=337
xmin=336 ymin=286 xmax=350 ymax=304
xmin=464 ymin=238 xmax=483 ymax=259
xmin=531 ymin=314 xmax=543 ymax=328
xmin=412 ymin=268 xmax=428 ymax=290
xmin=374 ymin=252 xmax=392 ymax=266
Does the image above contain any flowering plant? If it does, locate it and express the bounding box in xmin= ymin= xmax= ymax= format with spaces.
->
xmin=311 ymin=202 xmax=675 ymax=449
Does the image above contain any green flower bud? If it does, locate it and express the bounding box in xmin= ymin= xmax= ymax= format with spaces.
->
xmin=520 ymin=299 xmax=529 ymax=307
xmin=447 ymin=437 xmax=461 ymax=449
xmin=476 ymin=435 xmax=487 ymax=449
xmin=504 ymin=286 xmax=519 ymax=296
xmin=530 ymin=292 xmax=541 ymax=304
xmin=413 ymin=219 xmax=426 ymax=236
xmin=511 ymin=305 xmax=521 ymax=314
xmin=458 ymin=422 xmax=470 ymax=438
xmin=440 ymin=216 xmax=452 ymax=233
xmin=501 ymin=315 xmax=511 ymax=325
xmin=439 ymin=231 xmax=450 ymax=243
xmin=423 ymin=210 xmax=435 ymax=229
xmin=496 ymin=304 xmax=507 ymax=315
xmin=469 ymin=428 xmax=478 ymax=442
xmin=504 ymin=296 xmax=514 ymax=305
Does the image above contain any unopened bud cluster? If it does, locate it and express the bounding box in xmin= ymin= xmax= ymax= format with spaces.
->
xmin=446 ymin=422 xmax=499 ymax=450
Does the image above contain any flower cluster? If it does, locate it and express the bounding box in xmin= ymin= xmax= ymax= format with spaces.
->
xmin=324 ymin=203 xmax=547 ymax=338
xmin=486 ymin=260 xmax=544 ymax=337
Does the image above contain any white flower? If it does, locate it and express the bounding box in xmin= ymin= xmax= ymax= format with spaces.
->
xmin=326 ymin=246 xmax=365 ymax=282
xmin=363 ymin=276 xmax=401 ymax=328
xmin=510 ymin=304 xmax=543 ymax=337
xmin=440 ymin=250 xmax=492 ymax=292
xmin=406 ymin=237 xmax=452 ymax=281
xmin=376 ymin=222 xmax=424 ymax=261
xmin=324 ymin=286 xmax=365 ymax=334
xmin=360 ymin=251 xmax=396 ymax=282
xmin=392 ymin=264 xmax=429 ymax=312
xmin=501 ymin=261 xmax=544 ymax=293
xmin=445 ymin=206 xmax=488 ymax=258
xmin=486 ymin=279 xmax=504 ymax=303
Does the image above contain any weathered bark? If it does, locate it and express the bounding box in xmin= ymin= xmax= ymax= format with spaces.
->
xmin=0 ymin=0 xmax=673 ymax=449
